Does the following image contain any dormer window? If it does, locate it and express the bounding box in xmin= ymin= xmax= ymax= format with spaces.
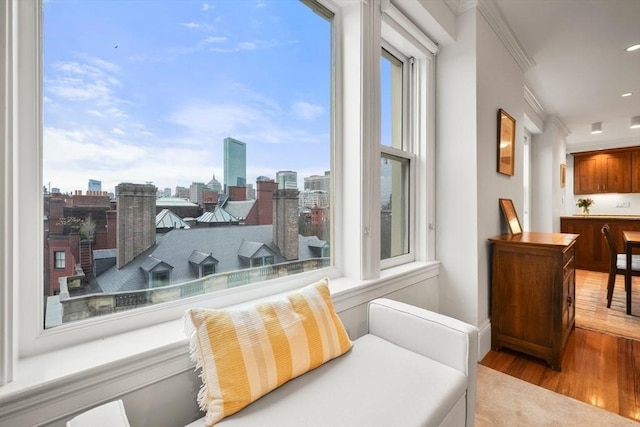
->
xmin=188 ymin=250 xmax=219 ymax=278
xmin=140 ymin=256 xmax=174 ymax=288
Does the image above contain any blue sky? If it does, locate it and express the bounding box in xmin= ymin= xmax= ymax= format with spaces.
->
xmin=43 ymin=0 xmax=331 ymax=195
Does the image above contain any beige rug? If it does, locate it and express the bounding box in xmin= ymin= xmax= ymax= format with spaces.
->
xmin=574 ymin=270 xmax=640 ymax=341
xmin=475 ymin=365 xmax=639 ymax=426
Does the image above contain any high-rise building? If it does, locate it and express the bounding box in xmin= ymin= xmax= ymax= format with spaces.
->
xmin=189 ymin=182 xmax=206 ymax=204
xmin=175 ymin=186 xmax=189 ymax=199
xmin=223 ymin=137 xmax=246 ymax=193
xmin=304 ymin=171 xmax=330 ymax=192
xmin=277 ymin=170 xmax=298 ymax=190
xmin=88 ymin=179 xmax=102 ymax=192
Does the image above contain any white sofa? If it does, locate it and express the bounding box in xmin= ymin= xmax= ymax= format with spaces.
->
xmin=186 ymin=298 xmax=478 ymax=427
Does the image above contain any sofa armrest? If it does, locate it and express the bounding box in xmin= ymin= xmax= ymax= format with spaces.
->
xmin=367 ymin=298 xmax=478 ymax=427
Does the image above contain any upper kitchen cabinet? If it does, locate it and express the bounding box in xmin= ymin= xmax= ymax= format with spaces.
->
xmin=573 ymin=147 xmax=638 ymax=194
xmin=633 ymin=150 xmax=640 ymax=193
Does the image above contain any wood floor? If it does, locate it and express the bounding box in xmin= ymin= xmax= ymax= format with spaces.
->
xmin=481 ymin=270 xmax=640 ymax=422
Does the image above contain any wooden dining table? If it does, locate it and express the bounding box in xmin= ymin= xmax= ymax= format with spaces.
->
xmin=622 ymin=230 xmax=640 ymax=315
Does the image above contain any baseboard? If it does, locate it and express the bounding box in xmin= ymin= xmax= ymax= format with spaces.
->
xmin=478 ymin=318 xmax=491 ymax=361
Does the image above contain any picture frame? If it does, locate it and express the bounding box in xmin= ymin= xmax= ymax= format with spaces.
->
xmin=499 ymin=198 xmax=522 ymax=235
xmin=560 ymin=163 xmax=566 ymax=188
xmin=497 ymin=109 xmax=516 ymax=176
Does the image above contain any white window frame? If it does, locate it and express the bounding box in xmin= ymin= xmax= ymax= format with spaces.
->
xmin=0 ymin=0 xmax=437 ymax=393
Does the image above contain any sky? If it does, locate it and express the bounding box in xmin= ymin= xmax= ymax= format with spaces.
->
xmin=43 ymin=0 xmax=331 ymax=195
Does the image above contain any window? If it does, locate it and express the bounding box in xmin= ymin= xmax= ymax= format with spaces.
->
xmin=54 ymin=251 xmax=65 ymax=269
xmin=380 ymin=47 xmax=411 ymax=262
xmin=41 ymin=0 xmax=333 ymax=328
xmin=3 ymin=0 xmax=436 ymax=362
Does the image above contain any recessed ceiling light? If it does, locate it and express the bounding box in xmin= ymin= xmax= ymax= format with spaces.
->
xmin=621 ymin=92 xmax=633 ymax=97
xmin=591 ymin=122 xmax=603 ymax=134
xmin=626 ymin=44 xmax=640 ymax=52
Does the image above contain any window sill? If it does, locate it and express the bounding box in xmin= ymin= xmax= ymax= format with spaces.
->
xmin=0 ymin=261 xmax=439 ymax=425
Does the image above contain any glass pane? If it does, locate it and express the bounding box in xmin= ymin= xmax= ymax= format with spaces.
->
xmin=381 ymin=154 xmax=409 ymax=260
xmin=381 ymin=49 xmax=403 ymax=149
xmin=43 ymin=0 xmax=332 ymax=328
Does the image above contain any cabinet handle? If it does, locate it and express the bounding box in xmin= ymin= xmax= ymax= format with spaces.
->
xmin=567 ymin=296 xmax=573 ymax=307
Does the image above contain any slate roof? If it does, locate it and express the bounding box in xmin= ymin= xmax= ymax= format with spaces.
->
xmin=92 ymin=225 xmax=326 ymax=293
xmin=156 ymin=209 xmax=190 ymax=229
xmin=224 ymin=200 xmax=255 ymax=221
xmin=196 ymin=207 xmax=237 ymax=224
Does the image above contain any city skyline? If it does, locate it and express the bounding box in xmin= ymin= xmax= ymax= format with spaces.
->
xmin=43 ymin=0 xmax=331 ymax=195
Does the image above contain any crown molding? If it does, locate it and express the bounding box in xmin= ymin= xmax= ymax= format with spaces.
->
xmin=524 ymin=85 xmax=545 ymax=118
xmin=475 ymin=0 xmax=535 ymax=72
xmin=549 ymin=114 xmax=570 ymax=138
xmin=567 ymin=137 xmax=640 ymax=154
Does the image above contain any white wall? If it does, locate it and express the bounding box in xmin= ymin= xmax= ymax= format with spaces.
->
xmin=531 ymin=116 xmax=568 ymax=232
xmin=436 ymin=5 xmax=525 ymax=357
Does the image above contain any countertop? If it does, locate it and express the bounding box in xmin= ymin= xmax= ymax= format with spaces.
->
xmin=561 ymin=215 xmax=640 ymax=219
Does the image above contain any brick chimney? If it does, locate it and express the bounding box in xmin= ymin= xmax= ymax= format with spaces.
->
xmin=273 ymin=189 xmax=299 ymax=261
xmin=256 ymin=180 xmax=277 ymax=225
xmin=116 ymin=183 xmax=157 ymax=268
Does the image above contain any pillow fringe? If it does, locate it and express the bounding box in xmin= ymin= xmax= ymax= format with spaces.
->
xmin=184 ymin=310 xmax=211 ymax=415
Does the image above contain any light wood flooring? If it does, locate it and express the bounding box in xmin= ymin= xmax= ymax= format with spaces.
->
xmin=481 ymin=270 xmax=640 ymax=422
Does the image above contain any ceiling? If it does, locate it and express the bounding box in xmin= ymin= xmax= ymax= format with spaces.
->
xmin=494 ymin=0 xmax=640 ymax=151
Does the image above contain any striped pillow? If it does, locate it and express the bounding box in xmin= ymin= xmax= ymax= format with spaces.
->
xmin=186 ymin=278 xmax=352 ymax=426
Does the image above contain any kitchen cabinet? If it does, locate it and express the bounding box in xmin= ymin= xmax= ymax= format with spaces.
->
xmin=488 ymin=232 xmax=578 ymax=371
xmin=633 ymin=150 xmax=640 ymax=193
xmin=573 ymin=147 xmax=637 ymax=194
xmin=560 ymin=216 xmax=640 ymax=272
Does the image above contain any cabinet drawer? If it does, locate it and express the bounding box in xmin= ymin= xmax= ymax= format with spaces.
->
xmin=563 ymin=245 xmax=575 ymax=266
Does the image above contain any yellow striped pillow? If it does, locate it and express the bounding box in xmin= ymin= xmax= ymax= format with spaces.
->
xmin=186 ymin=278 xmax=352 ymax=426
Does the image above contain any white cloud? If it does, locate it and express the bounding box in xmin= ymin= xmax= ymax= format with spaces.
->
xmin=112 ymin=127 xmax=125 ymax=135
xmin=202 ymin=3 xmax=210 ymax=11
xmin=182 ymin=22 xmax=200 ymax=29
xmin=291 ymin=101 xmax=323 ymax=120
xmin=201 ymin=36 xmax=226 ymax=45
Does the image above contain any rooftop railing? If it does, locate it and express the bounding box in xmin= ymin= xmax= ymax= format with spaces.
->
xmin=58 ymin=257 xmax=330 ymax=324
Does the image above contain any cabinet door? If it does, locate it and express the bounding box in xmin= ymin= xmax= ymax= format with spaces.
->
xmin=574 ymin=155 xmax=600 ymax=194
xmin=632 ymin=150 xmax=640 ymax=193
xmin=602 ymin=151 xmax=631 ymax=193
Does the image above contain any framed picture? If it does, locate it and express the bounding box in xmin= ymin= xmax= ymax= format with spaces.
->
xmin=560 ymin=163 xmax=566 ymax=188
xmin=497 ymin=109 xmax=516 ymax=176
xmin=499 ymin=198 xmax=522 ymax=235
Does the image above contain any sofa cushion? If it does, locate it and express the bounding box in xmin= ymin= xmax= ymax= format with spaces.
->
xmin=186 ymin=278 xmax=352 ymax=426
xmin=186 ymin=334 xmax=468 ymax=427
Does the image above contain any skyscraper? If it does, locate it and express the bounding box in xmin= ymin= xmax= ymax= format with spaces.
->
xmin=223 ymin=137 xmax=246 ymax=193
xmin=88 ymin=179 xmax=102 ymax=192
xmin=277 ymin=170 xmax=298 ymax=190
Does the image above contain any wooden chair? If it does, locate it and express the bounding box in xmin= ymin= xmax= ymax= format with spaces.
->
xmin=601 ymin=224 xmax=640 ymax=308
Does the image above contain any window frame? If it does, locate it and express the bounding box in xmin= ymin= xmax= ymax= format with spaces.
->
xmin=1 ymin=0 xmax=437 ymax=383
xmin=379 ymin=43 xmax=416 ymax=268
xmin=53 ymin=251 xmax=66 ymax=270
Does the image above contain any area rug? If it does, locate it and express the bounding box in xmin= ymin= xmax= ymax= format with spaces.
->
xmin=475 ymin=365 xmax=638 ymax=426
xmin=574 ymin=270 xmax=640 ymax=341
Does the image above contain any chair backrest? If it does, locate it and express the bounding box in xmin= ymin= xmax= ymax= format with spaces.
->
xmin=601 ymin=224 xmax=618 ymax=269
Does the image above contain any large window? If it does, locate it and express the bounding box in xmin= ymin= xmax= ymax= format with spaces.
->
xmin=42 ymin=0 xmax=333 ymax=328
xmin=3 ymin=0 xmax=436 ymax=363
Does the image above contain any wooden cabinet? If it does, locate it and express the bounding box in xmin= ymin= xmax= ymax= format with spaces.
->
xmin=573 ymin=148 xmax=634 ymax=194
xmin=633 ymin=150 xmax=640 ymax=193
xmin=489 ymin=232 xmax=579 ymax=371
xmin=560 ymin=216 xmax=640 ymax=272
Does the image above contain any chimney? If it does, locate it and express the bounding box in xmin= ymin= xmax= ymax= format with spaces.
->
xmin=48 ymin=197 xmax=65 ymax=235
xmin=106 ymin=210 xmax=117 ymax=249
xmin=273 ymin=189 xmax=299 ymax=261
xmin=116 ymin=183 xmax=157 ymax=268
xmin=256 ymin=180 xmax=277 ymax=225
